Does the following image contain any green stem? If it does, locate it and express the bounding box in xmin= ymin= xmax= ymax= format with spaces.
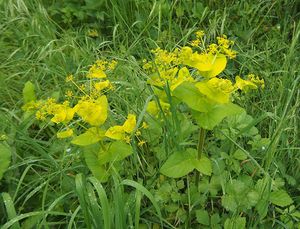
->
xmin=195 ymin=128 xmax=206 ymax=187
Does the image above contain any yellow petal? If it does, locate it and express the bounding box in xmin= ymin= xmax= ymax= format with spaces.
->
xmin=105 ymin=125 xmax=125 ymax=140
xmin=74 ymin=96 xmax=108 ymax=126
xmin=234 ymin=76 xmax=257 ymax=91
xmin=57 ymin=129 xmax=73 ymax=138
xmin=196 ymin=78 xmax=234 ymax=104
xmin=199 ymin=54 xmax=227 ymax=78
xmin=122 ymin=114 xmax=136 ymax=133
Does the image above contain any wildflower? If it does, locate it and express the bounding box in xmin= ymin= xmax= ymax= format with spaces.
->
xmin=234 ymin=76 xmax=258 ymax=91
xmin=146 ymin=100 xmax=170 ymax=116
xmin=108 ymin=60 xmax=117 ymax=70
xmin=74 ymin=95 xmax=108 ymax=126
xmin=122 ymin=114 xmax=136 ymax=133
xmin=65 ymin=90 xmax=73 ymax=98
xmin=87 ymin=64 xmax=107 ymax=79
xmin=138 ymin=140 xmax=146 ymax=147
xmin=35 ymin=110 xmax=46 ymax=121
xmin=87 ymin=29 xmax=99 ymax=38
xmin=105 ymin=125 xmax=125 ymax=140
xmin=57 ymin=129 xmax=74 ymax=138
xmin=190 ymin=39 xmax=200 ymax=47
xmin=66 ymin=74 xmax=74 ymax=82
xmin=247 ymin=74 xmax=265 ymax=89
xmin=196 ymin=78 xmax=234 ymax=104
xmin=195 ymin=30 xmax=205 ymax=39
xmin=94 ymin=80 xmax=113 ymax=91
xmin=142 ymin=122 xmax=149 ymax=129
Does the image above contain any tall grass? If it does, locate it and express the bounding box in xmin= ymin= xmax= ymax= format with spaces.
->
xmin=0 ymin=0 xmax=299 ymax=228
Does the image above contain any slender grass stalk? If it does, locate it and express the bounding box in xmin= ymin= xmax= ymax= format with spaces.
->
xmin=195 ymin=127 xmax=206 ymax=186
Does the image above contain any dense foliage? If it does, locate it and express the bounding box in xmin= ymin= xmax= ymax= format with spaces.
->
xmin=0 ymin=0 xmax=299 ymax=228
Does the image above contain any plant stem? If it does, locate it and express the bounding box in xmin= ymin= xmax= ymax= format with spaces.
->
xmin=195 ymin=127 xmax=206 ymax=187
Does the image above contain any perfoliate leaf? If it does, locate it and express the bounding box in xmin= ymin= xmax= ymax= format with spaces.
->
xmin=71 ymin=127 xmax=104 ymax=146
xmin=172 ymin=82 xmax=210 ymax=112
xmin=199 ymin=54 xmax=227 ymax=78
xmin=23 ymin=81 xmax=36 ymax=103
xmin=160 ymin=148 xmax=197 ymax=178
xmin=0 ymin=142 xmax=11 ymax=180
xmin=193 ymin=156 xmax=212 ymax=176
xmin=98 ymin=141 xmax=132 ymax=164
xmin=270 ymin=190 xmax=293 ymax=207
xmin=83 ymin=144 xmax=109 ymax=182
xmin=192 ymin=103 xmax=244 ymax=130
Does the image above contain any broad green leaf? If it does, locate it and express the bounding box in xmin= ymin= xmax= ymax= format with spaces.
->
xmin=0 ymin=143 xmax=11 ymax=180
xmin=270 ymin=190 xmax=293 ymax=207
xmin=224 ymin=216 xmax=246 ymax=229
xmin=172 ymin=82 xmax=210 ymax=112
xmin=71 ymin=127 xmax=104 ymax=146
xmin=196 ymin=209 xmax=210 ymax=225
xmin=199 ymin=54 xmax=227 ymax=78
xmin=98 ymin=141 xmax=132 ymax=164
xmin=160 ymin=148 xmax=197 ymax=178
xmin=83 ymin=144 xmax=109 ymax=182
xmin=221 ymin=195 xmax=237 ymax=212
xmin=233 ymin=149 xmax=247 ymax=160
xmin=23 ymin=81 xmax=36 ymax=103
xmin=192 ymin=103 xmax=244 ymax=130
xmin=193 ymin=156 xmax=212 ymax=176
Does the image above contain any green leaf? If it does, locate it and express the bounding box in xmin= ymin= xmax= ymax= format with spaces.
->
xmin=23 ymin=81 xmax=36 ymax=103
xmin=221 ymin=195 xmax=238 ymax=212
xmin=172 ymin=82 xmax=210 ymax=112
xmin=192 ymin=103 xmax=244 ymax=130
xmin=193 ymin=156 xmax=212 ymax=176
xmin=233 ymin=149 xmax=247 ymax=160
xmin=71 ymin=127 xmax=104 ymax=146
xmin=196 ymin=209 xmax=210 ymax=225
xmin=98 ymin=141 xmax=132 ymax=164
xmin=224 ymin=216 xmax=246 ymax=229
xmin=270 ymin=190 xmax=293 ymax=207
xmin=0 ymin=143 xmax=11 ymax=180
xmin=83 ymin=144 xmax=109 ymax=182
xmin=160 ymin=148 xmax=197 ymax=178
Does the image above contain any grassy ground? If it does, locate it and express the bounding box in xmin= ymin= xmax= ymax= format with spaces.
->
xmin=0 ymin=0 xmax=299 ymax=228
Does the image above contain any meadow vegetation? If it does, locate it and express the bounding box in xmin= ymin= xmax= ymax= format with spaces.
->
xmin=0 ymin=0 xmax=299 ymax=228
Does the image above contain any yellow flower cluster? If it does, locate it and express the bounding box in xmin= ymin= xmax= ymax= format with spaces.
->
xmin=23 ymin=59 xmax=145 ymax=148
xmin=143 ymin=31 xmax=264 ymax=116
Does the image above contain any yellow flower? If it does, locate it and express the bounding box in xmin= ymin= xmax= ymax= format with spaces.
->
xmin=57 ymin=129 xmax=74 ymax=138
xmin=170 ymin=67 xmax=194 ymax=91
xmin=87 ymin=65 xmax=107 ymax=78
xmin=108 ymin=60 xmax=117 ymax=70
xmin=74 ymin=95 xmax=108 ymax=126
xmin=138 ymin=140 xmax=146 ymax=146
xmin=122 ymin=114 xmax=136 ymax=133
xmin=50 ymin=103 xmax=75 ymax=124
xmin=146 ymin=100 xmax=170 ymax=116
xmin=142 ymin=122 xmax=149 ymax=129
xmin=87 ymin=29 xmax=99 ymax=38
xmin=65 ymin=90 xmax=73 ymax=98
xmin=234 ymin=76 xmax=258 ymax=91
xmin=196 ymin=78 xmax=234 ymax=104
xmin=195 ymin=30 xmax=205 ymax=39
xmin=105 ymin=125 xmax=125 ymax=140
xmin=94 ymin=80 xmax=113 ymax=91
xmin=66 ymin=74 xmax=74 ymax=82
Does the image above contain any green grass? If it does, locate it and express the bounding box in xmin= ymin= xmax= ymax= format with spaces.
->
xmin=0 ymin=0 xmax=299 ymax=228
